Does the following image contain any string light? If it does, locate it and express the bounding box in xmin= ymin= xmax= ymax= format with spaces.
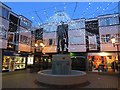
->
xmin=89 ymin=3 xmax=91 ymax=5
xmin=64 ymin=7 xmax=66 ymax=10
xmin=1 ymin=2 xmax=118 ymax=46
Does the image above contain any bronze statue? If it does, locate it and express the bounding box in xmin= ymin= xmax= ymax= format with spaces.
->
xmin=57 ymin=22 xmax=68 ymax=54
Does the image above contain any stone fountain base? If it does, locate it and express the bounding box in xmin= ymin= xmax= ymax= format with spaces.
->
xmin=37 ymin=70 xmax=87 ymax=85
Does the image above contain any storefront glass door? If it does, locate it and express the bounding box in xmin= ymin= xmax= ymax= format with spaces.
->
xmin=88 ymin=55 xmax=119 ymax=73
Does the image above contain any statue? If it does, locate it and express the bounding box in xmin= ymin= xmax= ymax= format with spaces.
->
xmin=57 ymin=22 xmax=68 ymax=54
xmin=61 ymin=38 xmax=65 ymax=53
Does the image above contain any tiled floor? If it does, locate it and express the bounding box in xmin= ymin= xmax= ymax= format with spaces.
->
xmin=2 ymin=70 xmax=120 ymax=89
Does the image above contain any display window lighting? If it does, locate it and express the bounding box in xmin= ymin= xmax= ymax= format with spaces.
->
xmin=18 ymin=51 xmax=20 ymax=53
xmin=8 ymin=45 xmax=12 ymax=48
xmin=35 ymin=43 xmax=38 ymax=47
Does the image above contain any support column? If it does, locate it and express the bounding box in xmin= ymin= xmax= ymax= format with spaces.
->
xmin=0 ymin=49 xmax=2 ymax=90
xmin=0 ymin=49 xmax=3 ymax=73
xmin=117 ymin=44 xmax=120 ymax=73
xmin=33 ymin=48 xmax=36 ymax=65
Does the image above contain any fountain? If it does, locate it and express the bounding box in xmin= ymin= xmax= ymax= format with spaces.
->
xmin=36 ymin=22 xmax=87 ymax=86
xmin=37 ymin=54 xmax=87 ymax=86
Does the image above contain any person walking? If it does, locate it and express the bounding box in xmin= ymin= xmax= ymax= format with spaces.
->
xmin=89 ymin=59 xmax=93 ymax=71
xmin=111 ymin=60 xmax=118 ymax=72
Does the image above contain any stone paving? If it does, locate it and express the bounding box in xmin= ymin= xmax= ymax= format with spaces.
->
xmin=2 ymin=70 xmax=120 ymax=89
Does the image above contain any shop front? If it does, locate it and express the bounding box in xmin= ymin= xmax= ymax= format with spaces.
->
xmin=27 ymin=53 xmax=52 ymax=73
xmin=27 ymin=55 xmax=34 ymax=66
xmin=41 ymin=54 xmax=52 ymax=69
xmin=2 ymin=50 xmax=29 ymax=72
xmin=87 ymin=52 xmax=118 ymax=73
xmin=2 ymin=56 xmax=26 ymax=72
xmin=70 ymin=52 xmax=87 ymax=71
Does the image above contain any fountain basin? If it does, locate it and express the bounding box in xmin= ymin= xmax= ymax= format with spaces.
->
xmin=37 ymin=70 xmax=87 ymax=85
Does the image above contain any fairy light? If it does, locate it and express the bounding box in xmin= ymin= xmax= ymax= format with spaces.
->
xmin=89 ymin=2 xmax=91 ymax=5
xmin=1 ymin=2 xmax=117 ymax=52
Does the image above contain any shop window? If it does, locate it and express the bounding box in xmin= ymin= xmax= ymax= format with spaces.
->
xmin=101 ymin=34 xmax=111 ymax=43
xmin=88 ymin=56 xmax=107 ymax=72
xmin=68 ymin=20 xmax=85 ymax=30
xmin=15 ymin=34 xmax=19 ymax=43
xmin=48 ymin=59 xmax=51 ymax=63
xmin=89 ymin=44 xmax=97 ymax=50
xmin=43 ymin=39 xmax=49 ymax=46
xmin=35 ymin=28 xmax=43 ymax=40
xmin=2 ymin=56 xmax=26 ymax=71
xmin=53 ymin=39 xmax=56 ymax=45
xmin=116 ymin=34 xmax=120 ymax=42
xmin=27 ymin=56 xmax=34 ymax=65
xmin=0 ymin=32 xmax=7 ymax=39
xmin=99 ymin=16 xmax=119 ymax=26
xmin=49 ymin=39 xmax=53 ymax=45
xmin=15 ymin=57 xmax=26 ymax=69
xmin=2 ymin=56 xmax=10 ymax=71
xmin=20 ymin=35 xmax=30 ymax=45
xmin=69 ymin=36 xmax=84 ymax=45
xmin=101 ymin=35 xmax=106 ymax=43
xmin=20 ymin=17 xmax=31 ymax=29
xmin=8 ymin=33 xmax=14 ymax=42
xmin=89 ymin=35 xmax=97 ymax=50
xmin=0 ymin=8 xmax=9 ymax=19
xmin=0 ymin=26 xmax=7 ymax=39
xmin=106 ymin=34 xmax=111 ymax=42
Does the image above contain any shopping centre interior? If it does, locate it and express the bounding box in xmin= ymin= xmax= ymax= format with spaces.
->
xmin=0 ymin=2 xmax=120 ymax=74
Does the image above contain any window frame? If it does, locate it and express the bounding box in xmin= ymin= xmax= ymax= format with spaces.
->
xmin=99 ymin=16 xmax=119 ymax=27
xmin=101 ymin=34 xmax=111 ymax=43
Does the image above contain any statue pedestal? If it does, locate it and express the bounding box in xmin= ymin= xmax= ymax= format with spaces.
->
xmin=52 ymin=54 xmax=71 ymax=75
xmin=37 ymin=54 xmax=87 ymax=85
